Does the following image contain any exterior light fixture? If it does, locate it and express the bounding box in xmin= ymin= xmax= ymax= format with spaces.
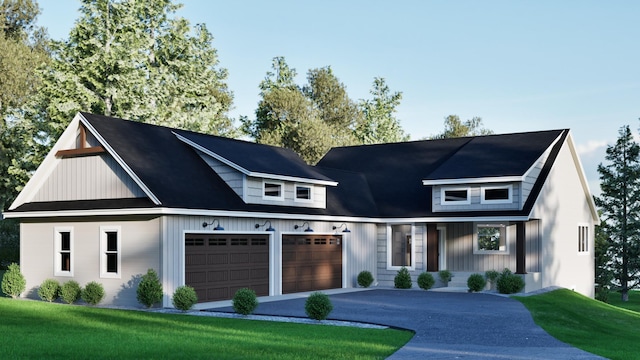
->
xmin=294 ymin=221 xmax=313 ymax=232
xmin=202 ymin=219 xmax=224 ymax=231
xmin=333 ymin=223 xmax=351 ymax=233
xmin=255 ymin=221 xmax=276 ymax=232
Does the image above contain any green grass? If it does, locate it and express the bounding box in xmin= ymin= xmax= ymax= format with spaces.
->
xmin=0 ymin=298 xmax=412 ymax=359
xmin=607 ymin=290 xmax=640 ymax=313
xmin=516 ymin=289 xmax=640 ymax=360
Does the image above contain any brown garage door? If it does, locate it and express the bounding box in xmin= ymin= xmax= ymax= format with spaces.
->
xmin=282 ymin=234 xmax=342 ymax=294
xmin=185 ymin=234 xmax=269 ymax=302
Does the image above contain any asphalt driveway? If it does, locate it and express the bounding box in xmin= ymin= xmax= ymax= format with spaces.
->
xmin=208 ymin=289 xmax=604 ymax=359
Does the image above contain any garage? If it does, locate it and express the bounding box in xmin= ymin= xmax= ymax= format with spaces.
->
xmin=185 ymin=233 xmax=270 ymax=302
xmin=282 ymin=234 xmax=343 ymax=294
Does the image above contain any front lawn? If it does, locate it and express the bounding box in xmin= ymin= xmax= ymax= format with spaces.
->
xmin=516 ymin=289 xmax=640 ymax=360
xmin=607 ymin=290 xmax=640 ymax=313
xmin=0 ymin=298 xmax=412 ymax=359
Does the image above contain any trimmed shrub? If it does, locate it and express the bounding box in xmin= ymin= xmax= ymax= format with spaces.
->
xmin=417 ymin=272 xmax=435 ymax=290
xmin=305 ymin=292 xmax=333 ymax=320
xmin=438 ymin=270 xmax=452 ymax=284
xmin=38 ymin=279 xmax=61 ymax=302
xmin=82 ymin=281 xmax=105 ymax=305
xmin=137 ymin=268 xmax=163 ymax=308
xmin=357 ymin=270 xmax=374 ymax=288
xmin=1 ymin=263 xmax=26 ymax=298
xmin=60 ymin=280 xmax=82 ymax=304
xmin=394 ymin=267 xmax=412 ymax=289
xmin=172 ymin=285 xmax=198 ymax=311
xmin=496 ymin=268 xmax=525 ymax=294
xmin=467 ymin=273 xmax=486 ymax=292
xmin=232 ymin=288 xmax=258 ymax=315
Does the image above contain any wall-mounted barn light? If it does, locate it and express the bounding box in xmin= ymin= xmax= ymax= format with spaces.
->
xmin=332 ymin=223 xmax=351 ymax=233
xmin=255 ymin=220 xmax=276 ymax=232
xmin=202 ymin=219 xmax=224 ymax=231
xmin=294 ymin=221 xmax=313 ymax=232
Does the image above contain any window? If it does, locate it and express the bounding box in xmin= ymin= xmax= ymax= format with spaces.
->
xmin=474 ymin=223 xmax=508 ymax=254
xmin=54 ymin=227 xmax=73 ymax=276
xmin=578 ymin=225 xmax=589 ymax=253
xmin=441 ymin=187 xmax=470 ymax=205
xmin=481 ymin=185 xmax=513 ymax=204
xmin=100 ymin=226 xmax=121 ymax=278
xmin=263 ymin=181 xmax=284 ymax=200
xmin=295 ymin=184 xmax=312 ymax=202
xmin=388 ymin=224 xmax=413 ymax=269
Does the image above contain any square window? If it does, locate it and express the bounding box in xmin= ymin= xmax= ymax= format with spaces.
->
xmin=295 ymin=185 xmax=312 ymax=201
xmin=263 ymin=181 xmax=284 ymax=200
xmin=475 ymin=223 xmax=508 ymax=254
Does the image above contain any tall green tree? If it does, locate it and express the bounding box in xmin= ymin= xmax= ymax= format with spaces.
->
xmin=596 ymin=125 xmax=640 ymax=302
xmin=594 ymin=216 xmax=613 ymax=302
xmin=431 ymin=115 xmax=493 ymax=139
xmin=355 ymin=77 xmax=408 ymax=144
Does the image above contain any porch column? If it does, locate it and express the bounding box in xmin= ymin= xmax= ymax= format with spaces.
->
xmin=516 ymin=221 xmax=527 ymax=274
xmin=426 ymin=223 xmax=438 ymax=272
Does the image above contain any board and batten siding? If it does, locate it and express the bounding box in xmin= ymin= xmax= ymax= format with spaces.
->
xmin=376 ymin=223 xmax=426 ymax=287
xmin=160 ymin=215 xmax=376 ymax=307
xmin=195 ymin=150 xmax=244 ymax=198
xmin=444 ymin=223 xmax=517 ymax=272
xmin=245 ymin=177 xmax=327 ymax=208
xmin=32 ymin=154 xmax=146 ymax=202
xmin=432 ymin=183 xmax=521 ymax=212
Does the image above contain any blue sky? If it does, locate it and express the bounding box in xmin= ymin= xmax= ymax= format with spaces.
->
xmin=37 ymin=0 xmax=640 ymax=195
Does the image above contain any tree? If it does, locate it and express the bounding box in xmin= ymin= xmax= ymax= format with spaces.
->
xmin=594 ymin=216 xmax=613 ymax=301
xmin=355 ymin=77 xmax=408 ymax=144
xmin=431 ymin=115 xmax=493 ymax=139
xmin=596 ymin=125 xmax=640 ymax=302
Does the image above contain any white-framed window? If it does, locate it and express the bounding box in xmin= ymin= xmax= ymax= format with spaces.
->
xmin=100 ymin=226 xmax=121 ymax=278
xmin=294 ymin=184 xmax=313 ymax=202
xmin=387 ymin=224 xmax=414 ymax=269
xmin=54 ymin=227 xmax=74 ymax=277
xmin=481 ymin=185 xmax=513 ymax=204
xmin=578 ymin=224 xmax=589 ymax=253
xmin=474 ymin=223 xmax=509 ymax=254
xmin=441 ymin=187 xmax=471 ymax=205
xmin=262 ymin=181 xmax=284 ymax=201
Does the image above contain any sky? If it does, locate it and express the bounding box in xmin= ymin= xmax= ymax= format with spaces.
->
xmin=36 ymin=0 xmax=640 ymax=195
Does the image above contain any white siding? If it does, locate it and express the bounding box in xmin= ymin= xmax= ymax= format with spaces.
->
xmin=33 ymin=154 xmax=146 ymax=202
xmin=432 ymin=183 xmax=521 ymax=212
xmin=376 ymin=223 xmax=426 ymax=287
xmin=195 ymin=150 xmax=244 ymax=198
xmin=245 ymin=177 xmax=326 ymax=209
xmin=444 ymin=223 xmax=517 ymax=272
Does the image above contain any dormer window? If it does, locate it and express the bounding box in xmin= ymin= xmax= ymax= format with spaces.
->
xmin=481 ymin=185 xmax=512 ymax=204
xmin=295 ymin=184 xmax=312 ymax=202
xmin=441 ymin=187 xmax=470 ymax=205
xmin=263 ymin=181 xmax=284 ymax=200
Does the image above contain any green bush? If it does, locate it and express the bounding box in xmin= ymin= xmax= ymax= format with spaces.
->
xmin=357 ymin=270 xmax=374 ymax=288
xmin=467 ymin=273 xmax=486 ymax=292
xmin=38 ymin=279 xmax=61 ymax=302
xmin=82 ymin=281 xmax=105 ymax=305
xmin=1 ymin=263 xmax=26 ymax=298
xmin=595 ymin=287 xmax=610 ymax=303
xmin=496 ymin=268 xmax=525 ymax=294
xmin=305 ymin=292 xmax=333 ymax=320
xmin=172 ymin=285 xmax=198 ymax=311
xmin=0 ymin=219 xmax=20 ymax=268
xmin=417 ymin=272 xmax=435 ymax=290
xmin=438 ymin=270 xmax=452 ymax=283
xmin=137 ymin=269 xmax=163 ymax=308
xmin=60 ymin=280 xmax=82 ymax=304
xmin=394 ymin=267 xmax=412 ymax=289
xmin=232 ymin=288 xmax=259 ymax=315
xmin=485 ymin=270 xmax=500 ymax=285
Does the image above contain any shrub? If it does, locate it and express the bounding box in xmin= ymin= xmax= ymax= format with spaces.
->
xmin=485 ymin=270 xmax=500 ymax=285
xmin=232 ymin=288 xmax=258 ymax=315
xmin=305 ymin=292 xmax=333 ymax=320
xmin=60 ymin=280 xmax=82 ymax=304
xmin=394 ymin=267 xmax=412 ymax=289
xmin=38 ymin=279 xmax=61 ymax=302
xmin=467 ymin=273 xmax=486 ymax=292
xmin=1 ymin=263 xmax=26 ymax=298
xmin=357 ymin=271 xmax=374 ymax=288
xmin=137 ymin=268 xmax=163 ymax=308
xmin=438 ymin=270 xmax=452 ymax=284
xmin=496 ymin=268 xmax=525 ymax=294
xmin=417 ymin=272 xmax=435 ymax=290
xmin=82 ymin=281 xmax=105 ymax=305
xmin=595 ymin=287 xmax=610 ymax=303
xmin=172 ymin=285 xmax=198 ymax=311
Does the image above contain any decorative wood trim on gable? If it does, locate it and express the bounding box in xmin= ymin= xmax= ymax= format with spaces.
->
xmin=55 ymin=125 xmax=105 ymax=158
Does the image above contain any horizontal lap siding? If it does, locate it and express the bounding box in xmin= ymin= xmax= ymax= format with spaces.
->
xmin=196 ymin=150 xmax=244 ymax=198
xmin=432 ymin=184 xmax=521 ymax=212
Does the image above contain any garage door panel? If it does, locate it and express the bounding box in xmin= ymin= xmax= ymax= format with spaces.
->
xmin=207 ymin=270 xmax=228 ymax=282
xmin=251 ymin=268 xmax=269 ymax=280
xmin=186 ymin=254 xmax=207 ymax=266
xmin=186 ymin=271 xmax=206 ymax=284
xmin=282 ymin=235 xmax=342 ymax=294
xmin=208 ymin=253 xmax=228 ymax=265
xmin=230 ymin=253 xmax=250 ymax=264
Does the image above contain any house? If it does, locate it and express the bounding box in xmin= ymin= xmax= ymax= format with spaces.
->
xmin=3 ymin=112 xmax=598 ymax=307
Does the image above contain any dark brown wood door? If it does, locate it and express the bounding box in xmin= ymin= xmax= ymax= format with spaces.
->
xmin=185 ymin=234 xmax=269 ymax=302
xmin=282 ymin=234 xmax=342 ymax=294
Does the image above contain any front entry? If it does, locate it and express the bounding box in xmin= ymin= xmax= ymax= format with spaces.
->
xmin=281 ymin=234 xmax=343 ymax=294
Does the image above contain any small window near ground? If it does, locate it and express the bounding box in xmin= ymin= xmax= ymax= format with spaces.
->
xmin=441 ymin=187 xmax=470 ymax=205
xmin=578 ymin=225 xmax=589 ymax=253
xmin=100 ymin=226 xmax=121 ymax=278
xmin=295 ymin=185 xmax=312 ymax=202
xmin=263 ymin=181 xmax=284 ymax=200
xmin=54 ymin=227 xmax=73 ymax=276
xmin=481 ymin=185 xmax=512 ymax=204
xmin=475 ymin=223 xmax=508 ymax=254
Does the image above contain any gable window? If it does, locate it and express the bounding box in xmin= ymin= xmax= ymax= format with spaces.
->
xmin=481 ymin=185 xmax=512 ymax=204
xmin=387 ymin=224 xmax=414 ymax=269
xmin=263 ymin=181 xmax=284 ymax=200
xmin=295 ymin=184 xmax=312 ymax=202
xmin=474 ymin=223 xmax=508 ymax=254
xmin=54 ymin=227 xmax=73 ymax=276
xmin=441 ymin=187 xmax=470 ymax=205
xmin=578 ymin=224 xmax=589 ymax=253
xmin=100 ymin=226 xmax=121 ymax=278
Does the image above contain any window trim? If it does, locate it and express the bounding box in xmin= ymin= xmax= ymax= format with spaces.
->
xmin=480 ymin=185 xmax=513 ymax=204
xmin=473 ymin=222 xmax=509 ymax=255
xmin=440 ymin=187 xmax=471 ymax=205
xmin=294 ymin=184 xmax=313 ymax=203
xmin=54 ymin=226 xmax=74 ymax=277
xmin=100 ymin=226 xmax=122 ymax=279
xmin=386 ymin=223 xmax=416 ymax=270
xmin=262 ymin=180 xmax=284 ymax=201
xmin=578 ymin=223 xmax=590 ymax=254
